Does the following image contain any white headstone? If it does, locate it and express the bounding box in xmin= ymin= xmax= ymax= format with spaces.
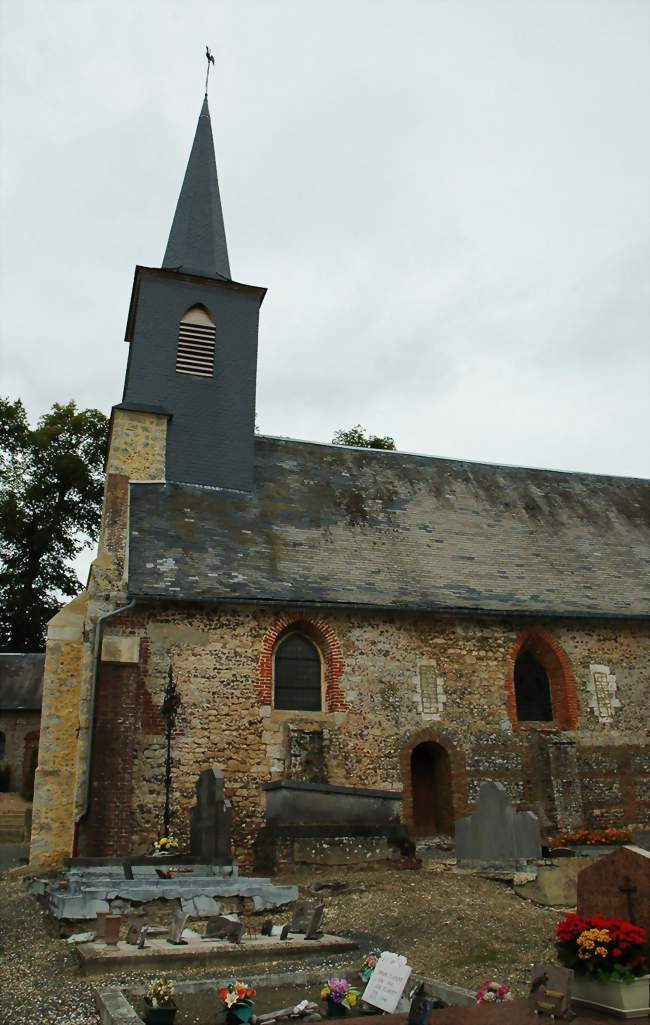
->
xmin=361 ymin=951 xmax=411 ymax=1013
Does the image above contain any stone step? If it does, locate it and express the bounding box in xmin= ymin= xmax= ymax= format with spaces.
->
xmin=0 ymin=828 xmax=26 ymax=842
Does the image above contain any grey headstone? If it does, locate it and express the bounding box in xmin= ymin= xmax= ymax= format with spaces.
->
xmin=190 ymin=767 xmax=233 ymax=864
xmin=304 ymin=904 xmax=325 ymax=940
xmin=205 ymin=915 xmax=244 ymax=943
xmin=455 ymin=782 xmax=541 ymax=866
xmin=289 ymin=901 xmax=315 ymax=933
xmin=167 ymin=909 xmax=188 ymax=945
xmin=126 ymin=916 xmax=146 ymax=945
xmin=279 ymin=923 xmax=290 ymax=940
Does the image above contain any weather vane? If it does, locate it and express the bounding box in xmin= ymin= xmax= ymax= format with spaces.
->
xmin=205 ymin=46 xmax=215 ymax=95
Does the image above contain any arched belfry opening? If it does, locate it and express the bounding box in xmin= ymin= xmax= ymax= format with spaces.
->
xmin=514 ymin=649 xmax=553 ymax=721
xmin=410 ymin=741 xmax=453 ymax=836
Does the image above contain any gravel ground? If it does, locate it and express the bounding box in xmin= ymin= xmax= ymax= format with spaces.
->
xmin=0 ymin=860 xmax=563 ymax=1025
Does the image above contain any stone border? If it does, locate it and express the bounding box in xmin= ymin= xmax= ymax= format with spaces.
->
xmin=95 ymin=970 xmax=475 ymax=1025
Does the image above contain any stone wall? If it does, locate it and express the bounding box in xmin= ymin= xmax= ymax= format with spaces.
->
xmin=83 ymin=603 xmax=649 ymax=865
xmin=0 ymin=709 xmax=40 ymax=793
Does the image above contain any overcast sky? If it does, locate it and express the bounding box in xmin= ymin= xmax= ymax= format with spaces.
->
xmin=1 ymin=0 xmax=649 ymax=489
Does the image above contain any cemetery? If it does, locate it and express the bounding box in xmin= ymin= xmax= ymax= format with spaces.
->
xmin=1 ymin=775 xmax=649 ymax=1023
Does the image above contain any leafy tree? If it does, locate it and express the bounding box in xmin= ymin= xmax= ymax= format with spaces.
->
xmin=0 ymin=399 xmax=108 ymax=651
xmin=332 ymin=424 xmax=396 ymax=450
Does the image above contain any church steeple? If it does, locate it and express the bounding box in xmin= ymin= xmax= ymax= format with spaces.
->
xmin=162 ymin=96 xmax=231 ymax=280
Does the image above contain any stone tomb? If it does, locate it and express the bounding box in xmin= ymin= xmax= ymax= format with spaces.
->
xmin=455 ymin=781 xmax=541 ymax=868
xmin=190 ymin=767 xmax=233 ymax=864
xmin=577 ymin=844 xmax=650 ymax=936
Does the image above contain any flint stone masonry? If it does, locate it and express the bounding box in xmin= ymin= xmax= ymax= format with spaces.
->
xmin=455 ymin=781 xmax=541 ymax=866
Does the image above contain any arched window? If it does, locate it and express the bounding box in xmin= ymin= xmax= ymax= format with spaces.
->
xmin=176 ymin=304 xmax=216 ymax=378
xmin=514 ymin=650 xmax=553 ymax=721
xmin=274 ymin=634 xmax=322 ymax=711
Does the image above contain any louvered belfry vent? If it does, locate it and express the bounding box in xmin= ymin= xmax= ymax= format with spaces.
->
xmin=176 ymin=318 xmax=216 ymax=377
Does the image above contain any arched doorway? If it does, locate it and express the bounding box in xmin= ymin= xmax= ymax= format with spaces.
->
xmin=410 ymin=741 xmax=453 ymax=836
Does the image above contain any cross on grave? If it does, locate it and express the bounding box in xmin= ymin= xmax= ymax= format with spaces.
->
xmin=620 ymin=875 xmax=638 ymax=924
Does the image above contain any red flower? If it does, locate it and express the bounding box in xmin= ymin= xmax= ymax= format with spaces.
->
xmin=612 ymin=948 xmax=623 ymax=958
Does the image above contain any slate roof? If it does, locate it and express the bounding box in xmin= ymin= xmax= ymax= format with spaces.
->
xmin=0 ymin=654 xmax=45 ymax=710
xmin=127 ymin=436 xmax=650 ymax=618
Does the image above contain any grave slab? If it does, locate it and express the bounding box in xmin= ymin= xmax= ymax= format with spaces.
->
xmin=76 ymin=932 xmax=358 ymax=975
xmin=577 ymin=844 xmax=650 ymax=936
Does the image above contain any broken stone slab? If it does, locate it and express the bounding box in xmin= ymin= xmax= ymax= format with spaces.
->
xmin=181 ymin=895 xmax=221 ymax=916
xmin=67 ymin=931 xmax=95 ymax=943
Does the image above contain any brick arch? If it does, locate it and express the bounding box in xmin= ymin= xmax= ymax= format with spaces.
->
xmin=258 ymin=612 xmax=348 ymax=712
xmin=506 ymin=627 xmax=579 ymax=730
xmin=400 ymin=727 xmax=468 ymax=831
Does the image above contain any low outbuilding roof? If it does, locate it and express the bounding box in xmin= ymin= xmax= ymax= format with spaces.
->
xmin=127 ymin=436 xmax=650 ymax=618
xmin=0 ymin=654 xmax=45 ymax=710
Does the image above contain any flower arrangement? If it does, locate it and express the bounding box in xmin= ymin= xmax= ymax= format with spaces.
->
xmin=145 ymin=977 xmax=176 ymax=1008
xmin=556 ymin=913 xmax=648 ymax=982
xmin=359 ymin=953 xmax=379 ymax=983
xmin=475 ymin=980 xmax=513 ymax=1004
xmin=219 ymin=978 xmax=256 ymax=1023
xmin=153 ymin=834 xmax=179 ymax=854
xmin=553 ymin=828 xmax=632 ymax=848
xmin=320 ymin=978 xmax=360 ymax=1011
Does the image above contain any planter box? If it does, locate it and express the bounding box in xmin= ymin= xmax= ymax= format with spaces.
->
xmin=572 ymin=973 xmax=650 ymax=1019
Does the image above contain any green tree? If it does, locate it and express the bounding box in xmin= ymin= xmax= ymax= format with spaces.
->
xmin=0 ymin=399 xmax=108 ymax=651
xmin=332 ymin=424 xmax=396 ymax=450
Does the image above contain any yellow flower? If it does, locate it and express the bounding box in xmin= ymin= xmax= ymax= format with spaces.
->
xmin=596 ymin=947 xmax=608 ymax=956
xmin=320 ymin=988 xmax=330 ymax=1000
xmin=578 ymin=951 xmax=591 ymax=960
xmin=347 ymin=994 xmax=358 ymax=1007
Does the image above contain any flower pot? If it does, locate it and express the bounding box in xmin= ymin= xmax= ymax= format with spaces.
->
xmin=326 ymin=998 xmax=348 ymax=1018
xmin=225 ymin=999 xmax=255 ymax=1025
xmin=143 ymin=999 xmax=177 ymax=1025
xmin=572 ymin=974 xmax=650 ymax=1019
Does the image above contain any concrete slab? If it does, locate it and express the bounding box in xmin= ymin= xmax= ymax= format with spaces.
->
xmin=78 ymin=932 xmax=358 ymax=975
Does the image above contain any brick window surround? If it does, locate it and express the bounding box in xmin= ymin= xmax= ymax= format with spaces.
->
xmin=506 ymin=628 xmax=579 ymax=731
xmin=400 ymin=727 xmax=469 ymax=831
xmin=258 ymin=612 xmax=348 ymax=713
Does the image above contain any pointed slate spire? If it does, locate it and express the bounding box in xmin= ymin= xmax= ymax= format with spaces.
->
xmin=162 ymin=96 xmax=231 ymax=279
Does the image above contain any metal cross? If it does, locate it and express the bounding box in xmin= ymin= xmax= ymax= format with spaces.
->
xmin=619 ymin=874 xmax=637 ymax=924
xmin=205 ymin=46 xmax=215 ymax=95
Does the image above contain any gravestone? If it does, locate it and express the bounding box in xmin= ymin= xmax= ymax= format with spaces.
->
xmin=205 ymin=915 xmax=244 ymax=943
xmin=190 ymin=767 xmax=233 ymax=864
xmin=167 ymin=909 xmax=189 ymax=945
xmin=527 ymin=963 xmax=572 ymax=1019
xmin=455 ymin=782 xmax=541 ymax=867
xmin=126 ymin=916 xmax=146 ymax=945
xmin=304 ymin=904 xmax=325 ymax=940
xmin=261 ymin=918 xmax=273 ymax=936
xmin=289 ymin=901 xmax=316 ymax=933
xmin=362 ymin=952 xmax=412 ymax=1013
xmin=577 ymin=845 xmax=650 ymax=936
xmin=279 ymin=923 xmax=290 ymax=940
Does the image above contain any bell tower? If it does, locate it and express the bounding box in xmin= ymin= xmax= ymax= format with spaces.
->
xmin=119 ymin=96 xmax=265 ymax=492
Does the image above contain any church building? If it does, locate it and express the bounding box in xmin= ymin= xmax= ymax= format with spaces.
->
xmin=30 ymin=95 xmax=650 ymax=869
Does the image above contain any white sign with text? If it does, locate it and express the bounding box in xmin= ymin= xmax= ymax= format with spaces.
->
xmin=361 ymin=951 xmax=412 ymax=1013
